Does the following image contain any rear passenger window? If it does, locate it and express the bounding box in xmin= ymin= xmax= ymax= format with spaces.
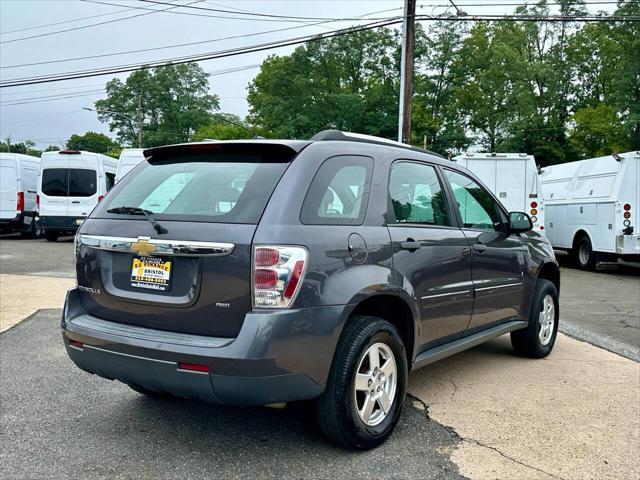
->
xmin=388 ymin=162 xmax=450 ymax=226
xmin=300 ymin=156 xmax=373 ymax=225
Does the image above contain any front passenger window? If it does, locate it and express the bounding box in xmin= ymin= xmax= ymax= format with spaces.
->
xmin=444 ymin=170 xmax=503 ymax=231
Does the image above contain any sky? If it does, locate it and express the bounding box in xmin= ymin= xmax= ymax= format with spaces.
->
xmin=0 ymin=0 xmax=617 ymax=149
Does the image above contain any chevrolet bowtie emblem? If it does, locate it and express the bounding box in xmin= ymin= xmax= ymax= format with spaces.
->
xmin=130 ymin=237 xmax=156 ymax=256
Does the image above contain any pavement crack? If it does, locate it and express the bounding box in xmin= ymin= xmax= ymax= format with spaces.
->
xmin=461 ymin=436 xmax=567 ymax=480
xmin=406 ymin=392 xmax=431 ymax=420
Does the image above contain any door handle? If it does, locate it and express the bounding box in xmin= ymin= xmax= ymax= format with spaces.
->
xmin=71 ymin=201 xmax=80 ymax=204
xmin=400 ymin=239 xmax=421 ymax=251
xmin=473 ymin=244 xmax=487 ymax=253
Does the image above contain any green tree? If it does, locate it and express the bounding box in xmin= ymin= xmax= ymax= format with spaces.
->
xmin=0 ymin=137 xmax=41 ymax=157
xmin=44 ymin=145 xmax=60 ymax=152
xmin=66 ymin=131 xmax=119 ymax=154
xmin=248 ymin=28 xmax=400 ymax=140
xmin=95 ymin=64 xmax=220 ymax=148
xmin=192 ymin=113 xmax=261 ymax=141
xmin=569 ymin=103 xmax=630 ymax=158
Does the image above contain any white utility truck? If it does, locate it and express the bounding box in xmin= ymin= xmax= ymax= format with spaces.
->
xmin=38 ymin=149 xmax=118 ymax=241
xmin=0 ymin=152 xmax=40 ymax=237
xmin=540 ymin=151 xmax=639 ymax=269
xmin=453 ymin=152 xmax=545 ymax=233
xmin=115 ymin=148 xmax=145 ymax=183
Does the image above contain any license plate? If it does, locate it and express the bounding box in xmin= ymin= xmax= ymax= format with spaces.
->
xmin=130 ymin=256 xmax=172 ymax=291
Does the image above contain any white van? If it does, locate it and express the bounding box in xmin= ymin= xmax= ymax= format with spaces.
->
xmin=38 ymin=149 xmax=118 ymax=241
xmin=0 ymin=152 xmax=40 ymax=237
xmin=115 ymin=148 xmax=145 ymax=183
xmin=540 ymin=151 xmax=639 ymax=269
xmin=453 ymin=152 xmax=545 ymax=233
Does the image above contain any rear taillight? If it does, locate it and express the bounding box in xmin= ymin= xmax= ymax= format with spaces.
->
xmin=530 ymin=201 xmax=538 ymax=209
xmin=623 ymin=204 xmax=631 ymax=211
xmin=98 ymin=195 xmax=104 ymax=203
xmin=36 ymin=194 xmax=40 ymax=209
xmin=16 ymin=192 xmax=24 ymax=213
xmin=253 ymin=246 xmax=308 ymax=308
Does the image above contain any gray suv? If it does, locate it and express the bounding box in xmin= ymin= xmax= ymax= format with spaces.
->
xmin=62 ymin=131 xmax=560 ymax=449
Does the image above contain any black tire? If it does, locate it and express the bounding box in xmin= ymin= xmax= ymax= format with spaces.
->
xmin=128 ymin=383 xmax=172 ymax=399
xmin=316 ymin=315 xmax=407 ymax=450
xmin=511 ymin=279 xmax=559 ymax=358
xmin=573 ymin=235 xmax=596 ymax=270
xmin=45 ymin=231 xmax=58 ymax=242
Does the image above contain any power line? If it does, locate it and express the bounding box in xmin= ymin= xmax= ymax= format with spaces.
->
xmin=0 ymin=0 xmax=203 ymax=45
xmin=0 ymin=6 xmax=138 ymax=35
xmin=0 ymin=110 xmax=84 ymax=126
xmin=0 ymin=64 xmax=261 ymax=104
xmin=2 ymin=13 xmax=638 ymax=88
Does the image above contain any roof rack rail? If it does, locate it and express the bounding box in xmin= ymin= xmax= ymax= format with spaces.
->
xmin=310 ymin=130 xmax=445 ymax=159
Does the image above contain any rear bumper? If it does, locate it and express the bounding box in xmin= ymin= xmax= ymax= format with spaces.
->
xmin=39 ymin=215 xmax=84 ymax=232
xmin=615 ymin=234 xmax=640 ymax=255
xmin=0 ymin=211 xmax=35 ymax=231
xmin=61 ymin=288 xmax=348 ymax=406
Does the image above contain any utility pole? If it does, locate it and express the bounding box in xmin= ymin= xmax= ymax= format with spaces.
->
xmin=136 ymin=95 xmax=143 ymax=148
xmin=397 ymin=0 xmax=416 ymax=144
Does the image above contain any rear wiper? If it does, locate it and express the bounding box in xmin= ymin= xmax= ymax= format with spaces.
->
xmin=107 ymin=206 xmax=168 ymax=234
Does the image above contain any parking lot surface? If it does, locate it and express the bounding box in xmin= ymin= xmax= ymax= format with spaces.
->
xmin=0 ymin=310 xmax=462 ymax=480
xmin=1 ymin=234 xmax=639 ymax=479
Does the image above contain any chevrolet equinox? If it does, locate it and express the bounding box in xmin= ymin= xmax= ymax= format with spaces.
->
xmin=62 ymin=130 xmax=560 ymax=450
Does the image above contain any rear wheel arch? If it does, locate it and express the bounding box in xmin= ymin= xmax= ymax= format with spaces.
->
xmin=572 ymin=229 xmax=591 ymax=250
xmin=347 ymin=293 xmax=417 ymax=364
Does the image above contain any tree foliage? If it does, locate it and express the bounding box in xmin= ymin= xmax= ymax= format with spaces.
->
xmin=95 ymin=64 xmax=220 ymax=148
xmin=192 ymin=113 xmax=259 ymax=141
xmin=247 ymin=1 xmax=639 ymax=165
xmin=66 ymin=131 xmax=119 ymax=154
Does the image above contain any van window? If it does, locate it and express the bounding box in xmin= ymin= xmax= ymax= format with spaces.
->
xmin=388 ymin=162 xmax=450 ymax=226
xmin=68 ymin=169 xmax=97 ymax=197
xmin=42 ymin=168 xmax=68 ymax=196
xmin=300 ymin=156 xmax=373 ymax=225
xmin=98 ymin=154 xmax=289 ymax=223
xmin=42 ymin=168 xmax=97 ymax=197
xmin=106 ymin=172 xmax=115 ymax=191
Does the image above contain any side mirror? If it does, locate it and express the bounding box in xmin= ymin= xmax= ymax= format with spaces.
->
xmin=508 ymin=211 xmax=533 ymax=233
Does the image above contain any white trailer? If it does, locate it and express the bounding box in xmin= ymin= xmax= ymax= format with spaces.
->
xmin=115 ymin=148 xmax=145 ymax=183
xmin=0 ymin=152 xmax=40 ymax=237
xmin=38 ymin=149 xmax=118 ymax=241
xmin=540 ymin=151 xmax=640 ymax=269
xmin=453 ymin=152 xmax=545 ymax=233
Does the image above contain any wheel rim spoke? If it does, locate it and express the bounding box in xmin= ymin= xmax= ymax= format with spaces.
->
xmin=378 ymin=390 xmax=392 ymax=414
xmin=368 ymin=347 xmax=380 ymax=371
xmin=355 ymin=373 xmax=370 ymax=392
xmin=360 ymin=394 xmax=376 ymax=424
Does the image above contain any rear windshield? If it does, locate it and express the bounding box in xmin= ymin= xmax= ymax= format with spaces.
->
xmin=97 ymin=153 xmax=290 ymax=223
xmin=42 ymin=168 xmax=97 ymax=197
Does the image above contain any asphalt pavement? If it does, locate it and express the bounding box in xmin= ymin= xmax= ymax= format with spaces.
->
xmin=0 ymin=310 xmax=463 ymax=480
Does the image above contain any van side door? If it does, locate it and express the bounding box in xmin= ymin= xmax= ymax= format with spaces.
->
xmin=387 ymin=160 xmax=473 ymax=348
xmin=442 ymin=168 xmax=527 ymax=331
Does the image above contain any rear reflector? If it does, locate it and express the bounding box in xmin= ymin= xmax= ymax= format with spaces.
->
xmin=178 ymin=362 xmax=210 ymax=373
xmin=36 ymin=194 xmax=40 ymax=209
xmin=98 ymin=195 xmax=104 ymax=203
xmin=283 ymin=260 xmax=305 ymax=298
xmin=69 ymin=339 xmax=83 ymax=348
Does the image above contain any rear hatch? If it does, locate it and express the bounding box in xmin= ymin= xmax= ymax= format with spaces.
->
xmin=0 ymin=155 xmax=18 ymax=220
xmin=76 ymin=142 xmax=305 ymax=338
